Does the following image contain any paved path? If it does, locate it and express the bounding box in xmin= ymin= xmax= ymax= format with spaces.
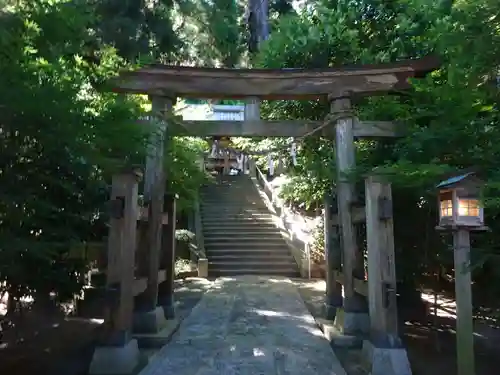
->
xmin=139 ymin=276 xmax=346 ymax=375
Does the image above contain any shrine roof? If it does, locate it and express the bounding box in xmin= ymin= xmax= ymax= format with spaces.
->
xmin=108 ymin=55 xmax=440 ymax=100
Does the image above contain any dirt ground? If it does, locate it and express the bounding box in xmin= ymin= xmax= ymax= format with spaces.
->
xmin=293 ymin=279 xmax=500 ymax=375
xmin=2 ymin=277 xmax=499 ymax=375
xmin=0 ymin=307 xmax=102 ymax=375
xmin=0 ymin=273 xmax=209 ymax=375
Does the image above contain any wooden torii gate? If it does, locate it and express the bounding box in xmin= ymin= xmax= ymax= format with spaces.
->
xmin=90 ymin=56 xmax=439 ymax=375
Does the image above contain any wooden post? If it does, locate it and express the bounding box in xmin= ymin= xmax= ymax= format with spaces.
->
xmin=145 ymin=96 xmax=172 ymax=309
xmin=331 ymin=95 xmax=369 ymax=333
xmin=89 ymin=169 xmax=141 ymax=375
xmin=324 ymin=194 xmax=343 ymax=319
xmin=133 ymin=96 xmax=173 ymax=333
xmin=364 ymin=175 xmax=411 ymax=375
xmin=158 ymin=193 xmax=177 ymax=318
xmin=107 ymin=170 xmax=141 ymax=341
xmin=365 ymin=176 xmax=399 ymax=343
xmin=223 ymin=151 xmax=230 ymax=175
xmin=453 ymin=229 xmax=475 ymax=375
xmin=244 ymin=98 xmax=259 ymax=179
xmin=244 ymin=97 xmax=260 ymax=121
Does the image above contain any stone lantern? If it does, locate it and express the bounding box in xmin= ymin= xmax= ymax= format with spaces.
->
xmin=436 ymin=172 xmax=485 ymax=229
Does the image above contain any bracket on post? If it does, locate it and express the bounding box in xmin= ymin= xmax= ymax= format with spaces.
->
xmin=102 ymin=282 xmax=121 ymax=326
xmin=382 ymin=282 xmax=395 ymax=308
xmin=109 ymin=197 xmax=125 ymax=219
xmin=378 ymin=197 xmax=393 ymax=220
xmin=106 ymin=282 xmax=121 ymax=302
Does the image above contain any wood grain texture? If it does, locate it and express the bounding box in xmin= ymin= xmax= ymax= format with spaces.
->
xmin=365 ymin=175 xmax=399 ymax=340
xmin=108 ymin=56 xmax=439 ymax=99
xmin=169 ymin=119 xmax=400 ymax=138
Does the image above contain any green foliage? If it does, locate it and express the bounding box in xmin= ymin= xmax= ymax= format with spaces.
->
xmin=244 ymin=0 xmax=500 ymax=292
xmin=0 ymin=0 xmax=148 ymax=302
xmin=166 ymin=136 xmax=210 ymax=212
xmin=0 ymin=0 xmax=209 ymax=305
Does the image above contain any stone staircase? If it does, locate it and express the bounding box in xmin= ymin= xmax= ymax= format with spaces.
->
xmin=200 ymin=175 xmax=300 ymax=277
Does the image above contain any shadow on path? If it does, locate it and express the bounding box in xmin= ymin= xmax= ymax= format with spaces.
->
xmin=139 ymin=276 xmax=347 ymax=375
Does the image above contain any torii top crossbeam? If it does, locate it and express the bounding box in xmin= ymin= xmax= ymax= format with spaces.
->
xmin=108 ymin=56 xmax=439 ymax=100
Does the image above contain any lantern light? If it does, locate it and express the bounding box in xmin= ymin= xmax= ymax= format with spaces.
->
xmin=436 ymin=172 xmax=486 ymax=229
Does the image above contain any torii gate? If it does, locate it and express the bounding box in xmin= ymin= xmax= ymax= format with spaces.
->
xmin=90 ymin=56 xmax=439 ymax=375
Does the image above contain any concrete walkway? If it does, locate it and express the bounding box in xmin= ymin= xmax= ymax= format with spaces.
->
xmin=139 ymin=276 xmax=347 ymax=375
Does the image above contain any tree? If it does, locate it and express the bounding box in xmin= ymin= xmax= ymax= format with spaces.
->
xmin=249 ymin=0 xmax=500 ymax=294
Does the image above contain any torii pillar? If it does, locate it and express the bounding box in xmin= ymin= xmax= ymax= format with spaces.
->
xmin=328 ymin=93 xmax=370 ymax=335
xmin=133 ymin=95 xmax=176 ymax=335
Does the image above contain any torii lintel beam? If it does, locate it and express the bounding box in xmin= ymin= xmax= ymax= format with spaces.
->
xmin=166 ymin=119 xmax=400 ymax=138
xmin=108 ymin=56 xmax=440 ymax=100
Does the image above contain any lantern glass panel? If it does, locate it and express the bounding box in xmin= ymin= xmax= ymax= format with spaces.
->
xmin=440 ymin=199 xmax=453 ymax=217
xmin=458 ymin=198 xmax=480 ymax=217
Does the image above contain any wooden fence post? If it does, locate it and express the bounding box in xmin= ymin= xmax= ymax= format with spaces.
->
xmin=89 ymin=168 xmax=142 ymax=375
xmin=363 ymin=175 xmax=411 ymax=375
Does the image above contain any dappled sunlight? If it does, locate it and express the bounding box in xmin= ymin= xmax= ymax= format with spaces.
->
xmin=253 ymin=347 xmax=266 ymax=356
xmin=298 ymin=324 xmax=325 ymax=337
xmin=262 ymin=277 xmax=292 ymax=284
xmin=252 ymin=308 xmax=316 ymax=325
xmin=421 ymin=292 xmax=457 ymax=319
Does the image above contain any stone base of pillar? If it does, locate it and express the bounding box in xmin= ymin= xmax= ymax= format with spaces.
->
xmin=343 ymin=312 xmax=370 ymax=336
xmin=198 ymin=258 xmax=209 ymax=278
xmin=362 ymin=340 xmax=412 ymax=375
xmin=324 ymin=292 xmax=343 ymax=321
xmin=89 ymin=339 xmax=141 ymax=375
xmin=158 ymin=287 xmax=176 ymax=320
xmin=343 ymin=294 xmax=370 ymax=336
xmin=319 ymin=308 xmax=363 ymax=349
xmin=132 ymin=306 xmax=168 ymax=334
xmin=161 ymin=303 xmax=175 ymax=319
xmin=324 ymin=303 xmax=338 ymax=321
xmin=133 ymin=318 xmax=180 ymax=349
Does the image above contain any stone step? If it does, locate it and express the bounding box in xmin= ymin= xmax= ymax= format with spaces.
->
xmin=205 ymin=241 xmax=288 ymax=249
xmin=209 ymin=261 xmax=297 ymax=271
xmin=201 ymin=202 xmax=267 ymax=206
xmin=204 ymin=236 xmax=284 ymax=243
xmin=200 ymin=208 xmax=272 ymax=217
xmin=202 ymin=221 xmax=277 ymax=228
xmin=201 ymin=208 xmax=268 ymax=214
xmin=201 ymin=187 xmax=256 ymax=191
xmin=205 ymin=248 xmax=292 ymax=257
xmin=201 ymin=200 xmax=264 ymax=206
xmin=201 ymin=213 xmax=271 ymax=218
xmin=208 ymin=254 xmax=293 ymax=262
xmin=201 ymin=207 xmax=269 ymax=212
xmin=202 ymin=228 xmax=279 ymax=234
xmin=202 ymin=216 xmax=274 ymax=222
xmin=202 ymin=215 xmax=274 ymax=221
xmin=208 ymin=268 xmax=300 ymax=277
xmin=203 ymin=230 xmax=282 ymax=237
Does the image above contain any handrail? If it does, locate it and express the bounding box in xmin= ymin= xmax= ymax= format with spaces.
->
xmin=192 ymin=193 xmax=208 ymax=277
xmin=253 ymin=164 xmax=313 ymax=279
xmin=255 ymin=165 xmax=274 ymax=203
xmin=193 ymin=195 xmax=206 ymax=259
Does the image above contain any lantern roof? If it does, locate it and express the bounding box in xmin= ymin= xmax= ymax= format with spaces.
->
xmin=436 ymin=171 xmax=480 ymax=189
